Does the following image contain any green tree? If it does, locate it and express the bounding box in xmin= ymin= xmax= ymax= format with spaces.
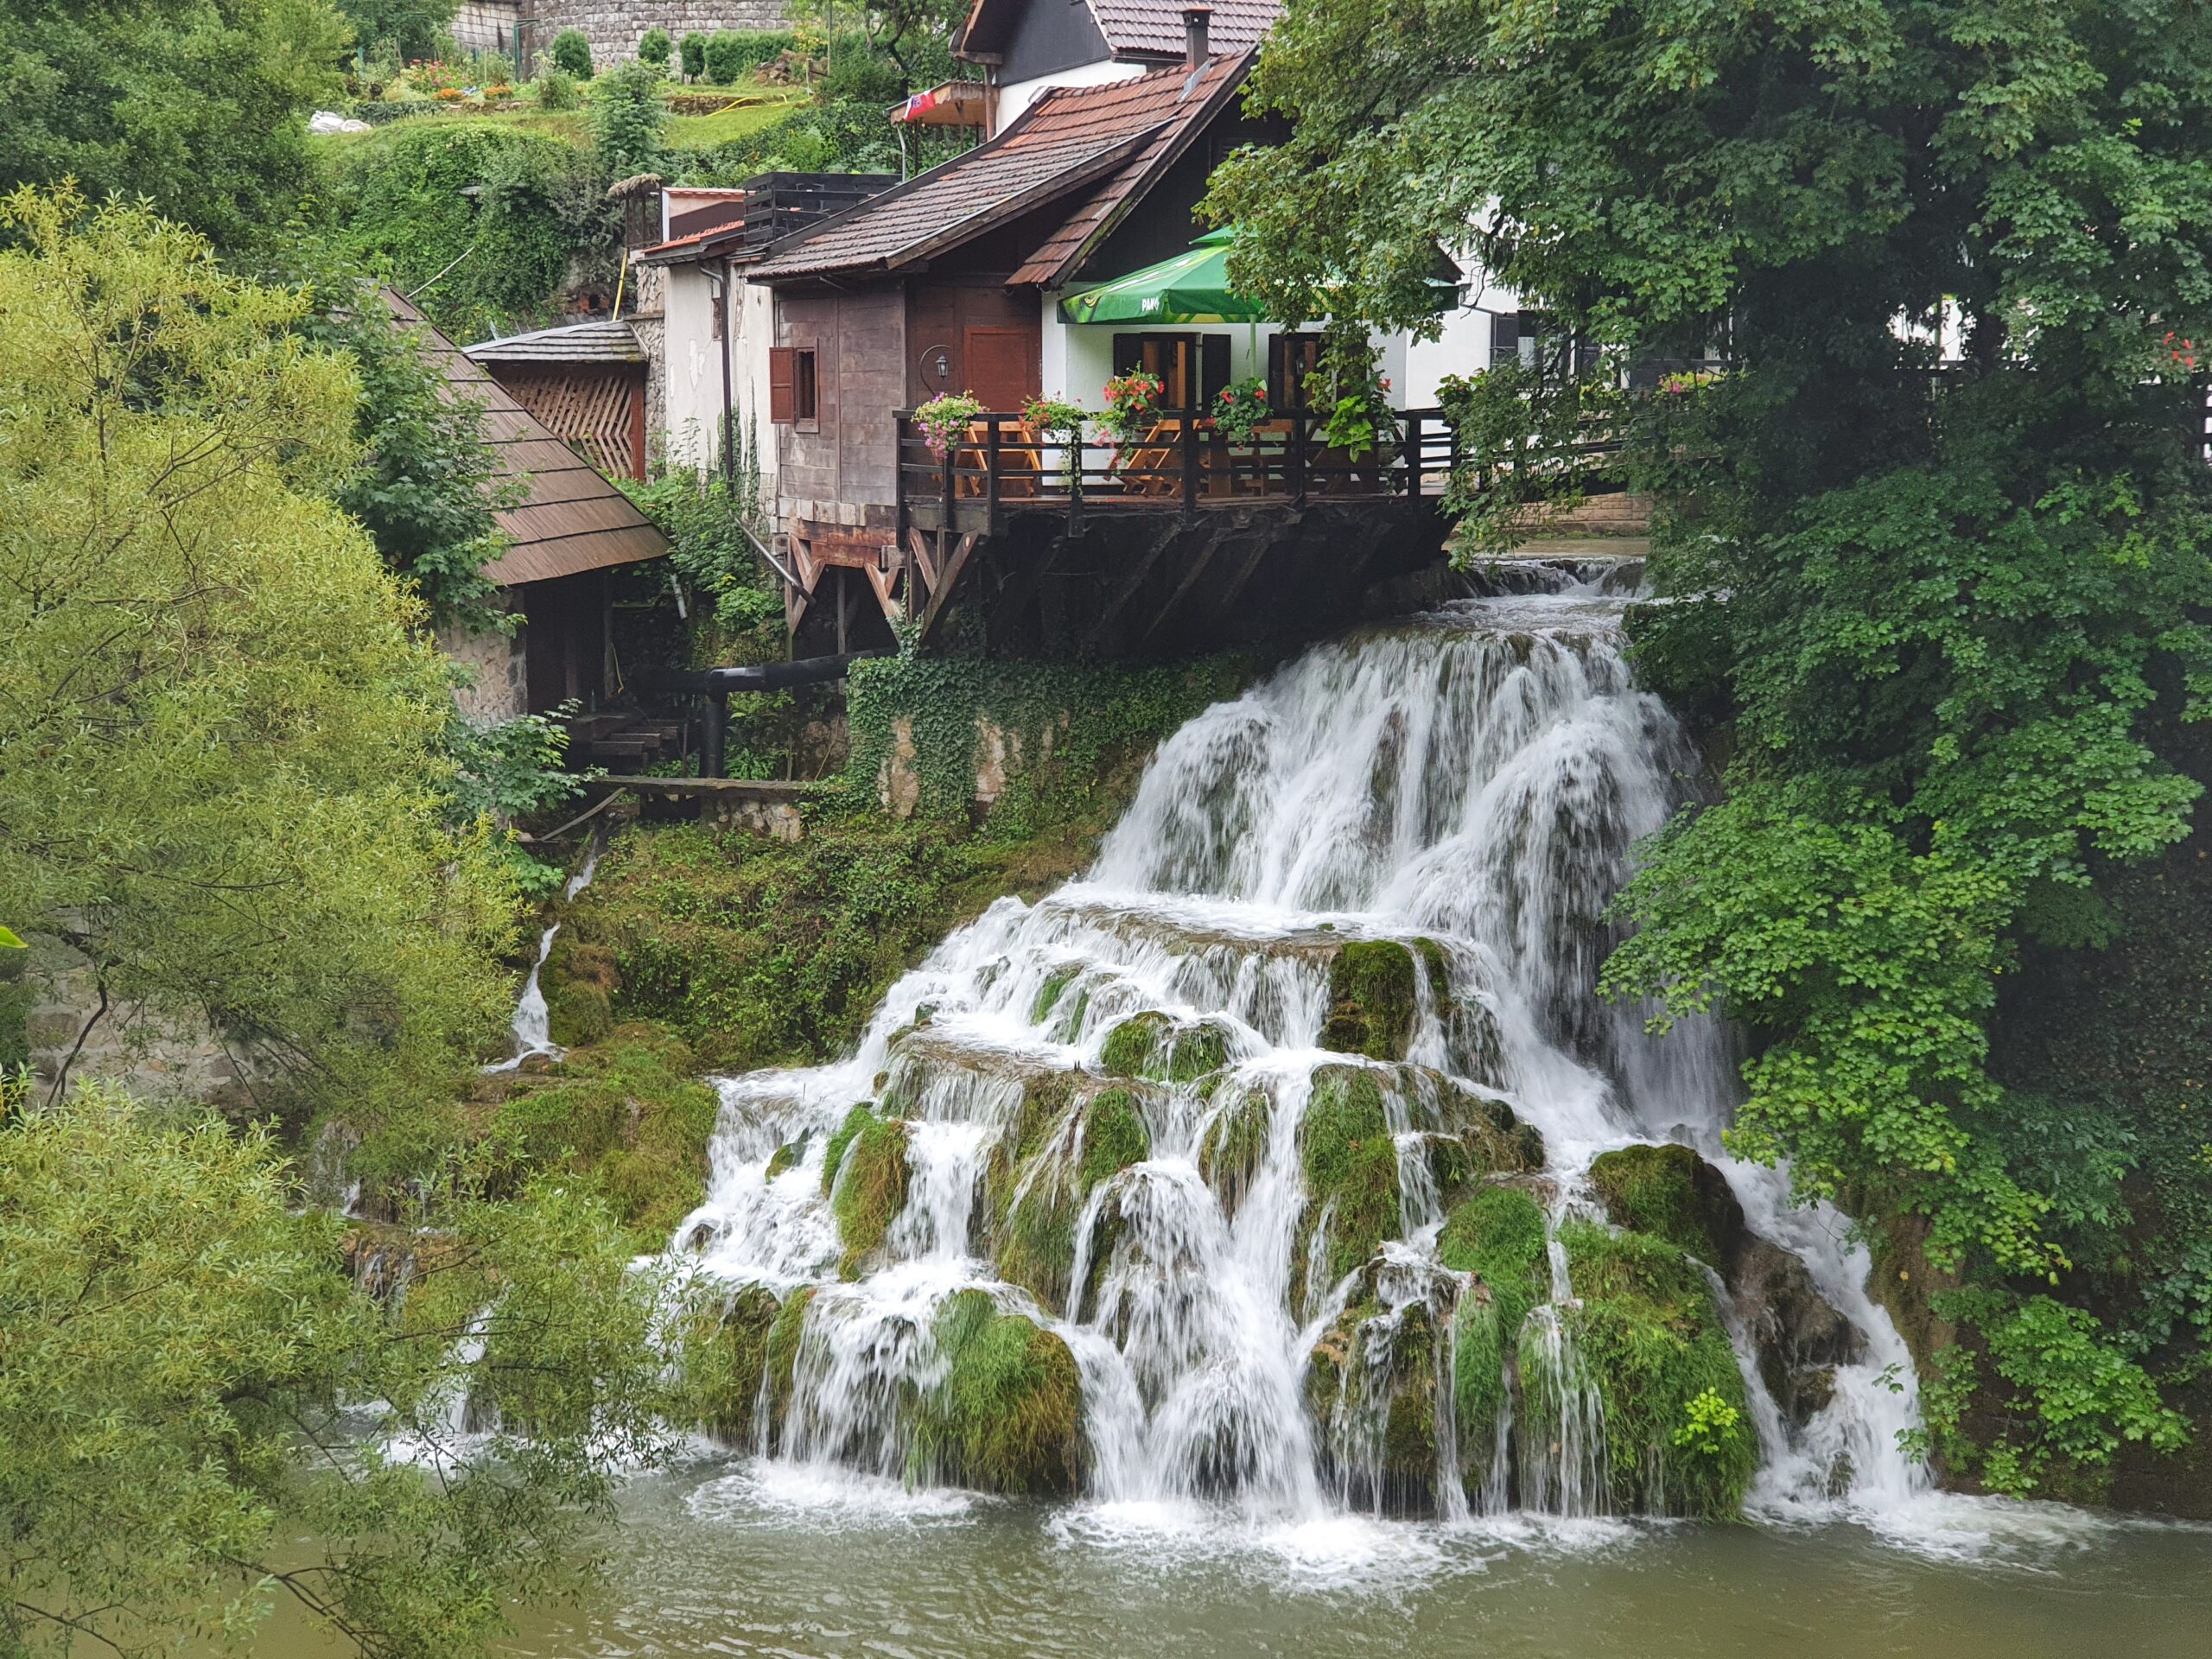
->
xmin=589 ymin=56 xmax=669 ymax=178
xmin=0 ymin=188 xmax=514 ymax=1127
xmin=330 ymin=0 xmax=458 ymax=60
xmin=638 ymin=25 xmax=672 ymax=71
xmin=550 ymin=25 xmax=592 ymax=78
xmin=324 ymin=118 xmax=616 ymax=342
xmin=0 ymin=1084 xmax=677 ymax=1658
xmin=0 ymin=0 xmax=347 ymax=253
xmin=679 ymin=29 xmax=707 ymax=79
xmin=1209 ymin=0 xmax=2212 ymax=1488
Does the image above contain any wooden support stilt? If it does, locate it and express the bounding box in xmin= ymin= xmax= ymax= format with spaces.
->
xmin=917 ymin=531 xmax=980 ymax=646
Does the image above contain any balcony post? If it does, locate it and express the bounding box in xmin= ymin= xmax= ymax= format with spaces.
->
xmin=987 ymin=415 xmax=1003 ymax=536
xmin=1180 ymin=413 xmax=1199 ymax=522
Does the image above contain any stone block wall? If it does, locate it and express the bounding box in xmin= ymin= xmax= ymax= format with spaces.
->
xmin=20 ymin=935 xmax=245 ymax=1104
xmin=523 ymin=0 xmax=791 ymax=72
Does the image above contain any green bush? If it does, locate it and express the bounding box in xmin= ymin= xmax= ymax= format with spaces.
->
xmin=589 ymin=57 xmax=667 ymax=177
xmin=532 ymin=65 xmax=578 ymax=109
xmin=550 ymin=27 xmax=593 ymax=79
xmin=679 ymin=30 xmax=708 ymax=79
xmin=702 ymin=29 xmax=793 ymax=85
xmin=824 ymin=41 xmax=904 ymax=104
xmin=638 ymin=27 xmax=672 ymax=71
xmin=326 ymin=118 xmax=614 ymax=341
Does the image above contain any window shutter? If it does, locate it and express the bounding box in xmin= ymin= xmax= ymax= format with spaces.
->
xmin=1201 ymin=335 xmax=1230 ymax=407
xmin=1490 ymin=310 xmax=1520 ymax=364
xmin=1111 ymin=334 xmax=1143 ymax=378
xmin=1266 ymin=334 xmax=1286 ymax=408
xmin=768 ymin=346 xmax=797 ymax=423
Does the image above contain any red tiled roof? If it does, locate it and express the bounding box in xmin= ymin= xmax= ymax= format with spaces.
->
xmin=958 ymin=0 xmax=1279 ymax=61
xmin=634 ymin=220 xmax=747 ymax=264
xmin=1009 ymin=51 xmax=1250 ymax=288
xmin=748 ymin=56 xmax=1248 ymax=283
xmin=384 ymin=290 xmax=667 ymax=586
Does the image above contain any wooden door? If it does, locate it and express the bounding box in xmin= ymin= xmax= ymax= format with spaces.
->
xmin=963 ymin=325 xmax=1039 ymax=414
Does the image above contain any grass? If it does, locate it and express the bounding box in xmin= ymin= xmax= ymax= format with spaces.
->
xmin=666 ymin=90 xmax=809 ymax=147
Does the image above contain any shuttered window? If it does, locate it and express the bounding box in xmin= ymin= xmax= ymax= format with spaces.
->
xmin=768 ymin=346 xmax=796 ymax=423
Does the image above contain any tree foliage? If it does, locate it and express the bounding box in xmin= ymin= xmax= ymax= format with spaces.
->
xmin=0 ymin=1085 xmax=677 ymax=1659
xmin=0 ymin=0 xmax=347 ymax=253
xmin=1211 ymin=0 xmax=2212 ymax=1489
xmin=0 ymin=188 xmax=514 ymax=1121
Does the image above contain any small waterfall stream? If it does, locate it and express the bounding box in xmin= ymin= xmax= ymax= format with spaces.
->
xmin=674 ymin=561 xmax=1929 ymax=1527
xmin=486 ymin=840 xmax=603 ymax=1074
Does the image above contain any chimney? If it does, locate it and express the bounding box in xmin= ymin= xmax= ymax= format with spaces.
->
xmin=1184 ymin=4 xmax=1211 ymax=65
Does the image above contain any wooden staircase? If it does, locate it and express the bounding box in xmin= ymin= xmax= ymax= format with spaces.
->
xmin=563 ymin=712 xmax=691 ymax=772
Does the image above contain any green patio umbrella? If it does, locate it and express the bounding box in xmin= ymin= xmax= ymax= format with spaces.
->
xmin=1059 ymin=227 xmax=1461 ymax=325
xmin=1059 ymin=226 xmax=1267 ymax=325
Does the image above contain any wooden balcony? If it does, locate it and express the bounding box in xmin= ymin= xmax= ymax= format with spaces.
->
xmin=895 ymin=408 xmax=1458 ymax=539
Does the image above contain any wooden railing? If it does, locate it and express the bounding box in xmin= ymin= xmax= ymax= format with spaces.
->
xmin=895 ymin=408 xmax=1459 ymax=538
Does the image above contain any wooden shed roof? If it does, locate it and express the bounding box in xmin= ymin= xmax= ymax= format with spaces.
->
xmin=463 ymin=318 xmax=645 ymax=365
xmin=385 ymin=290 xmax=666 ymax=586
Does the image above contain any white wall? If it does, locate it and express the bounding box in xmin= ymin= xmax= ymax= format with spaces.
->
xmin=1040 ymin=300 xmax=1414 ymax=411
xmin=656 ymin=264 xmax=779 ymax=510
xmin=995 ymin=59 xmax=1146 ymax=134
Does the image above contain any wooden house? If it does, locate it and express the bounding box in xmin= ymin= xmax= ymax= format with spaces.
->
xmin=386 ymin=291 xmax=677 ymax=759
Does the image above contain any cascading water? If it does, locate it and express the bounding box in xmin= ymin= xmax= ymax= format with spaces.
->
xmin=486 ymin=840 xmax=603 ymax=1074
xmin=674 ymin=559 xmax=1929 ymax=1528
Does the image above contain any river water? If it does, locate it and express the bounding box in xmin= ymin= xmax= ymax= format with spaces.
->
xmin=473 ymin=1459 xmax=2212 ymax=1659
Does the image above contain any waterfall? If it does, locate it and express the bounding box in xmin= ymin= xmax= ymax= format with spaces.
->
xmin=675 ymin=559 xmax=1929 ymax=1526
xmin=486 ymin=839 xmax=603 ymax=1074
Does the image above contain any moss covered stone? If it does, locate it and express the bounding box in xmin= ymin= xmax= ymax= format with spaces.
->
xmin=1305 ymin=1295 xmax=1446 ymax=1516
xmin=1440 ymin=1185 xmax=1552 ymax=1457
xmin=990 ymin=1081 xmax=1149 ymax=1315
xmin=910 ymin=1289 xmax=1084 ymax=1494
xmin=1427 ymin=1080 xmax=1547 ymax=1197
xmin=543 ymin=937 xmax=620 ymax=1048
xmin=1294 ymin=1065 xmax=1402 ymax=1304
xmin=761 ymin=1284 xmax=817 ymax=1441
xmin=1031 ymin=965 xmax=1083 ymax=1027
xmin=1587 ymin=1142 xmax=1745 ymax=1268
xmin=1097 ymin=1011 xmax=1233 ymax=1084
xmin=1321 ymin=940 xmax=1418 ymax=1060
xmin=830 ymin=1109 xmax=910 ymax=1277
xmin=1077 ymin=1088 xmax=1151 ymax=1191
xmin=685 ymin=1283 xmax=782 ymax=1448
xmin=765 ymin=1137 xmax=805 ymax=1180
xmin=1198 ymin=1083 xmax=1272 ymax=1219
xmin=1555 ymin=1219 xmax=1757 ymax=1518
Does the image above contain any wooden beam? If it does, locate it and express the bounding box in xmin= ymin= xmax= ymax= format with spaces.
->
xmin=1083 ymin=521 xmax=1185 ymax=653
xmin=1136 ymin=521 xmax=1236 ymax=648
xmin=917 ymin=531 xmax=980 ymax=645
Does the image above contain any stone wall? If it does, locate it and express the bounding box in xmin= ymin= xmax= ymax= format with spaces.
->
xmin=524 ymin=0 xmax=791 ymax=72
xmin=19 ymin=935 xmax=245 ymax=1104
xmin=439 ymin=600 xmax=529 ymax=728
xmin=452 ymin=0 xmax=524 ymax=54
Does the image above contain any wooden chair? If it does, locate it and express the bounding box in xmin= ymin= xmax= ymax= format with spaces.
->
xmin=955 ymin=420 xmax=1049 ymax=501
xmin=1110 ymin=418 xmax=1183 ymax=498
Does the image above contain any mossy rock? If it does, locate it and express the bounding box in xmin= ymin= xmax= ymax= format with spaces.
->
xmin=829 ymin=1109 xmax=910 ymax=1277
xmin=1306 ymin=1296 xmax=1445 ymax=1516
xmin=1292 ymin=1065 xmax=1402 ymax=1307
xmin=1426 ymin=1080 xmax=1546 ymax=1195
xmin=1552 ymin=1219 xmax=1757 ymax=1519
xmin=1097 ymin=1011 xmax=1233 ymax=1084
xmin=687 ymin=1283 xmax=783 ymax=1448
xmin=989 ymin=1082 xmax=1148 ymax=1315
xmin=761 ymin=1284 xmax=817 ymax=1443
xmin=1030 ymin=964 xmax=1085 ymax=1028
xmin=1078 ymin=1087 xmax=1150 ymax=1190
xmin=1321 ymin=940 xmax=1418 ymax=1061
xmin=765 ymin=1136 xmax=806 ymax=1180
xmin=1440 ymin=1185 xmax=1551 ymax=1458
xmin=1587 ymin=1142 xmax=1745 ymax=1268
xmin=1198 ymin=1082 xmax=1272 ymax=1220
xmin=546 ymin=979 xmax=613 ymax=1046
xmin=909 ymin=1289 xmax=1084 ymax=1494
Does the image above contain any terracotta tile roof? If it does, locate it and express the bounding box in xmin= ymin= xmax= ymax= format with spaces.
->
xmin=634 ymin=220 xmax=747 ymax=264
xmin=958 ymin=0 xmax=1278 ymax=61
xmin=1009 ymin=50 xmax=1251 ymax=289
xmin=464 ymin=318 xmax=645 ymax=364
xmin=748 ymin=57 xmax=1248 ymax=283
xmin=384 ymin=290 xmax=667 ymax=586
